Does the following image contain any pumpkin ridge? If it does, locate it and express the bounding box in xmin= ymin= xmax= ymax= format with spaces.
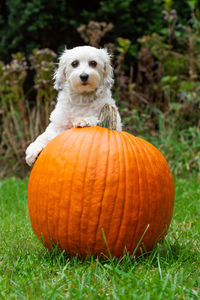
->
xmin=28 ymin=162 xmax=39 ymax=239
xmin=65 ymin=129 xmax=90 ymax=253
xmin=136 ymin=136 xmax=168 ymax=166
xmin=46 ymin=145 xmax=56 ymax=246
xmin=54 ymin=129 xmax=86 ymax=251
xmin=54 ymin=130 xmax=77 ymax=246
xmin=45 ymin=130 xmax=75 ymax=248
xmin=138 ymin=140 xmax=153 ymax=249
xmin=83 ymin=127 xmax=109 ymax=255
xmin=70 ymin=128 xmax=98 ymax=254
xmin=108 ymin=131 xmax=124 ymax=255
xmin=120 ymin=132 xmax=142 ymax=252
xmin=28 ymin=154 xmax=43 ymax=241
xmin=31 ymin=146 xmax=53 ymax=246
xmin=105 ymin=131 xmax=120 ymax=252
xmin=112 ymin=132 xmax=128 ymax=255
xmin=138 ymin=138 xmax=164 ymax=245
xmin=130 ymin=137 xmax=154 ymax=250
xmin=79 ymin=128 xmax=99 ymax=253
xmin=132 ymin=137 xmax=151 ymax=251
xmin=135 ymin=137 xmax=159 ymax=248
xmin=124 ymin=134 xmax=145 ymax=252
xmin=55 ymin=131 xmax=77 ymax=250
xmin=93 ymin=129 xmax=110 ymax=253
xmin=137 ymin=137 xmax=173 ymax=244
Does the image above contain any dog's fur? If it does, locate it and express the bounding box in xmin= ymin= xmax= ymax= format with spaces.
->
xmin=25 ymin=46 xmax=122 ymax=166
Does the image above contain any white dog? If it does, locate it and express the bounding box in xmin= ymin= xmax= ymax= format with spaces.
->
xmin=25 ymin=46 xmax=122 ymax=166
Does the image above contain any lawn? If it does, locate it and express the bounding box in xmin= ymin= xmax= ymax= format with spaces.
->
xmin=0 ymin=174 xmax=199 ymax=299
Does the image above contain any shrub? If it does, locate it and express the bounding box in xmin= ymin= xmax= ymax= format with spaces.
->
xmin=0 ymin=49 xmax=57 ymax=177
xmin=0 ymin=0 xmax=192 ymax=62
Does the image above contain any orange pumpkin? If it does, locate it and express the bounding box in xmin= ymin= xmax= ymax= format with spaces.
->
xmin=28 ymin=126 xmax=174 ymax=257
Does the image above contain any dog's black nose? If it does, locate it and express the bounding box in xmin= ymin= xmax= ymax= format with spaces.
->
xmin=80 ymin=73 xmax=89 ymax=82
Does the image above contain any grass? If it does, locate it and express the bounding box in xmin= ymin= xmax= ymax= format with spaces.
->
xmin=0 ymin=175 xmax=199 ymax=299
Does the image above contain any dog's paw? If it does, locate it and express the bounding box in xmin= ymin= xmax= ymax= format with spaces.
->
xmin=25 ymin=142 xmax=43 ymax=166
xmin=73 ymin=120 xmax=90 ymax=128
xmin=73 ymin=117 xmax=99 ymax=128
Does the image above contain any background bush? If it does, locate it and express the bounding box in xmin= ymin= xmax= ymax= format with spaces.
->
xmin=0 ymin=0 xmax=192 ymax=62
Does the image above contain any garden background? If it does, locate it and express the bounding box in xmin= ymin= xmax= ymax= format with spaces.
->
xmin=0 ymin=0 xmax=199 ymax=298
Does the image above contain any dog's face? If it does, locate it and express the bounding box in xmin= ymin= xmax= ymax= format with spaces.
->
xmin=54 ymin=46 xmax=113 ymax=93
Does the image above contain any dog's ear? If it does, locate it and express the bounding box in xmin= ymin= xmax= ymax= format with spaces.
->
xmin=53 ymin=50 xmax=67 ymax=90
xmin=99 ymin=48 xmax=114 ymax=89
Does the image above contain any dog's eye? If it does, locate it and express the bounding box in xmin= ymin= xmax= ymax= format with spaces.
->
xmin=71 ymin=60 xmax=79 ymax=68
xmin=89 ymin=60 xmax=97 ymax=67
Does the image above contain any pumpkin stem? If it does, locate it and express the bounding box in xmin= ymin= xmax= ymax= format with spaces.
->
xmin=98 ymin=104 xmax=117 ymax=130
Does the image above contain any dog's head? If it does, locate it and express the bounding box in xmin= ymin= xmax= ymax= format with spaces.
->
xmin=53 ymin=46 xmax=113 ymax=93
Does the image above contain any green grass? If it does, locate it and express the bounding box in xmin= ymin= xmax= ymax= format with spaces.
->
xmin=0 ymin=175 xmax=199 ymax=299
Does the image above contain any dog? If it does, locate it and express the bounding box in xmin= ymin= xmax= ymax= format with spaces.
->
xmin=25 ymin=45 xmax=122 ymax=166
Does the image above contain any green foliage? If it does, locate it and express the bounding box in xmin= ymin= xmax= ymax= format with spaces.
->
xmin=0 ymin=49 xmax=57 ymax=178
xmin=117 ymin=38 xmax=131 ymax=54
xmin=0 ymin=175 xmax=199 ymax=298
xmin=0 ymin=0 xmax=80 ymax=61
xmin=0 ymin=0 xmax=192 ymax=62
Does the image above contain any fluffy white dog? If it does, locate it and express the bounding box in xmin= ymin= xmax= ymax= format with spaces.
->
xmin=25 ymin=46 xmax=122 ymax=166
